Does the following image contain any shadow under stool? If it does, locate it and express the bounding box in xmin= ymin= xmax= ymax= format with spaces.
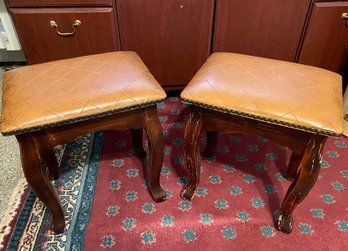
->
xmin=0 ymin=52 xmax=167 ymax=234
xmin=180 ymin=52 xmax=343 ymax=233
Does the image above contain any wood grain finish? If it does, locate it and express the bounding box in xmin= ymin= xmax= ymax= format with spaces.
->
xmin=11 ymin=7 xmax=120 ymax=64
xmin=7 ymin=0 xmax=113 ymax=7
xmin=116 ymin=0 xmax=214 ymax=88
xmin=298 ymin=2 xmax=348 ymax=73
xmin=213 ymin=0 xmax=311 ymax=61
xmin=182 ymin=106 xmax=328 ymax=233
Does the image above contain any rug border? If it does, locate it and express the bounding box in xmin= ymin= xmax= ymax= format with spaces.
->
xmin=67 ymin=131 xmax=104 ymax=250
xmin=0 ymin=178 xmax=29 ymax=250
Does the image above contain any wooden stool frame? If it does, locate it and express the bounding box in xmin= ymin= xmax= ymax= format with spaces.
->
xmin=181 ymin=106 xmax=327 ymax=233
xmin=16 ymin=105 xmax=166 ymax=234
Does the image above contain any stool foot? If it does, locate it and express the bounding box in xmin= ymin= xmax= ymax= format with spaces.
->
xmin=49 ymin=214 xmax=66 ymax=234
xmin=17 ymin=134 xmax=65 ymax=234
xmin=182 ymin=108 xmax=202 ymax=200
xmin=145 ymin=106 xmax=166 ymax=203
xmin=276 ymin=214 xmax=293 ymax=233
xmin=278 ymin=134 xmax=326 ymax=233
xmin=181 ymin=185 xmax=196 ymax=200
xmin=149 ymin=184 xmax=166 ymax=202
xmin=130 ymin=128 xmax=147 ymax=158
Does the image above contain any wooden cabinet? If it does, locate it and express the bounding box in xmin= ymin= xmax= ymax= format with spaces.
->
xmin=116 ymin=0 xmax=214 ymax=88
xmin=298 ymin=1 xmax=348 ymax=73
xmin=213 ymin=0 xmax=311 ymax=61
xmin=7 ymin=0 xmax=348 ymax=89
xmin=8 ymin=1 xmax=120 ymax=64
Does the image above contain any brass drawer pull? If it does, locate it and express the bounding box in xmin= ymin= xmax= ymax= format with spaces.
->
xmin=342 ymin=13 xmax=348 ymax=27
xmin=49 ymin=20 xmax=81 ymax=37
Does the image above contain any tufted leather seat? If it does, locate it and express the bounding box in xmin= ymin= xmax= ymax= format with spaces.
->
xmin=1 ymin=51 xmax=166 ymax=136
xmin=181 ymin=52 xmax=343 ymax=137
xmin=0 ymin=51 xmax=167 ymax=234
xmin=180 ymin=52 xmax=343 ymax=234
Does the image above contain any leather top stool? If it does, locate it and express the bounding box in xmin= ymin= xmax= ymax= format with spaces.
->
xmin=180 ymin=52 xmax=343 ymax=233
xmin=1 ymin=51 xmax=167 ymax=234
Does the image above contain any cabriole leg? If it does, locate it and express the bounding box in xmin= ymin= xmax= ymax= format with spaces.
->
xmin=276 ymin=134 xmax=327 ymax=233
xmin=144 ymin=106 xmax=166 ymax=202
xmin=181 ymin=107 xmax=202 ymax=200
xmin=16 ymin=134 xmax=65 ymax=234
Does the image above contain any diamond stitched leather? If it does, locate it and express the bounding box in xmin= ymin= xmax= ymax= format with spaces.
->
xmin=1 ymin=52 xmax=166 ymax=136
xmin=181 ymin=53 xmax=343 ymax=136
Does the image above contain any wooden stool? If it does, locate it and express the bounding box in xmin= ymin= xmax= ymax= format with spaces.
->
xmin=180 ymin=53 xmax=343 ymax=233
xmin=1 ymin=52 xmax=167 ymax=234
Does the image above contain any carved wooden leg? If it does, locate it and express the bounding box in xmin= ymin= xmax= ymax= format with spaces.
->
xmin=203 ymin=131 xmax=218 ymax=157
xmin=181 ymin=107 xmax=202 ymax=200
xmin=42 ymin=149 xmax=60 ymax=181
xmin=144 ymin=106 xmax=166 ymax=203
xmin=16 ymin=134 xmax=65 ymax=234
xmin=276 ymin=134 xmax=327 ymax=233
xmin=130 ymin=128 xmax=146 ymax=158
xmin=286 ymin=152 xmax=302 ymax=180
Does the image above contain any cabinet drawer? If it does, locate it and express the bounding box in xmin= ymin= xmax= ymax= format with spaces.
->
xmin=7 ymin=0 xmax=113 ymax=7
xmin=11 ymin=7 xmax=120 ymax=64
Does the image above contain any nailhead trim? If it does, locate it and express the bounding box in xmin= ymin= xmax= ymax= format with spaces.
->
xmin=1 ymin=98 xmax=166 ymax=136
xmin=181 ymin=97 xmax=341 ymax=137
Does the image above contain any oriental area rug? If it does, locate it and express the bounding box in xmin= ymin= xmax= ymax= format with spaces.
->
xmin=1 ymin=98 xmax=347 ymax=250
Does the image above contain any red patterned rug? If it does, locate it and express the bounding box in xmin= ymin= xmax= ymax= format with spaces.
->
xmin=1 ymin=98 xmax=348 ymax=250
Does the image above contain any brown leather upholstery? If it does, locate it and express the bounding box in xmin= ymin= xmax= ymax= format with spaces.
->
xmin=181 ymin=52 xmax=343 ymax=137
xmin=1 ymin=51 xmax=166 ymax=136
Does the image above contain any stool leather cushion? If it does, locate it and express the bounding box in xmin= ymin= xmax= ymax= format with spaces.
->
xmin=181 ymin=53 xmax=343 ymax=137
xmin=1 ymin=52 xmax=166 ymax=136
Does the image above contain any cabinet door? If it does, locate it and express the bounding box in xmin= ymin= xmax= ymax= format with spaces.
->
xmin=213 ymin=0 xmax=311 ymax=61
xmin=298 ymin=2 xmax=348 ymax=73
xmin=117 ymin=0 xmax=214 ymax=88
xmin=11 ymin=7 xmax=120 ymax=64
